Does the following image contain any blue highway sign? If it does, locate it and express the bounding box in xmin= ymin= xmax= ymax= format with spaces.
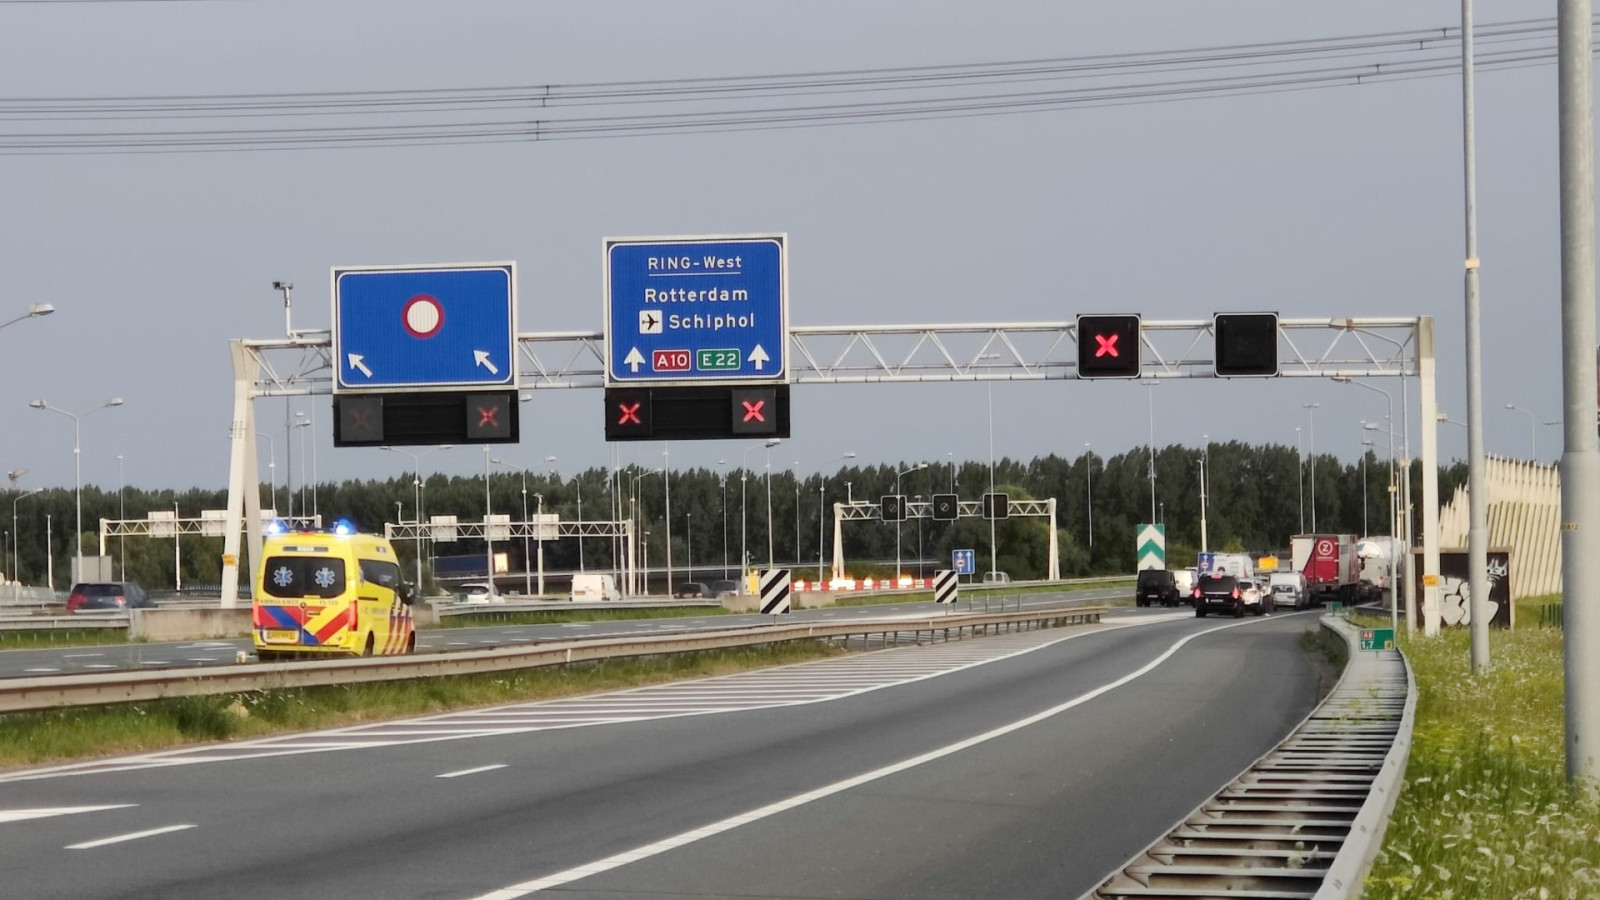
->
xmin=333 ymin=263 xmax=516 ymax=393
xmin=605 ymin=235 xmax=787 ymax=385
xmin=953 ymin=549 xmax=976 ymax=576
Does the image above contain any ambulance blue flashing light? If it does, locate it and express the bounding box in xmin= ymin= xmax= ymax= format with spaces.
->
xmin=332 ymin=518 xmax=357 ymax=536
xmin=264 ymin=519 xmax=287 ymax=535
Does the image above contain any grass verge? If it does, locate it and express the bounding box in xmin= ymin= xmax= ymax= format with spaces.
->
xmin=829 ymin=578 xmax=1134 ymax=608
xmin=1361 ymin=595 xmax=1600 ymax=897
xmin=436 ymin=605 xmax=729 ymax=628
xmin=0 ymin=629 xmax=137 ymax=650
xmin=0 ymin=639 xmax=850 ymax=771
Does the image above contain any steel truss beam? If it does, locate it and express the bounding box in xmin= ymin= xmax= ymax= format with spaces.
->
xmin=383 ymin=519 xmax=630 ymax=541
xmin=236 ymin=317 xmax=1419 ymax=395
xmin=830 ymin=500 xmax=1058 ymax=581
xmin=222 ymin=316 xmax=1439 ymax=627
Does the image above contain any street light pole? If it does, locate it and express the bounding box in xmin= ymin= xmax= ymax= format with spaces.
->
xmin=382 ymin=444 xmax=452 ymax=591
xmin=1303 ymin=403 xmax=1320 ymax=532
xmin=1505 ymin=404 xmax=1540 ymax=460
xmin=1144 ymin=382 xmax=1159 ymax=525
xmin=29 ymin=397 xmax=124 ymax=580
xmin=12 ymin=488 xmax=42 ymax=598
xmin=116 ymin=454 xmax=125 ymax=579
xmin=1199 ymin=436 xmax=1209 ymax=553
xmin=1295 ymin=426 xmax=1304 ymax=534
xmin=1083 ymin=442 xmax=1094 ymax=550
xmin=895 ymin=462 xmax=929 ymax=586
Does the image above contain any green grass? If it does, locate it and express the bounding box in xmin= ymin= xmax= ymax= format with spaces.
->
xmin=828 ymin=578 xmax=1133 ymax=608
xmin=0 ymin=640 xmax=851 ymax=770
xmin=436 ymin=605 xmax=729 ymax=628
xmin=0 ymin=629 xmax=138 ymax=650
xmin=1362 ymin=594 xmax=1600 ymax=898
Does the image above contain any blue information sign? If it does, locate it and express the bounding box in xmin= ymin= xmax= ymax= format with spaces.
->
xmin=333 ymin=263 xmax=516 ymax=393
xmin=953 ymin=549 xmax=976 ymax=576
xmin=604 ymin=235 xmax=787 ymax=384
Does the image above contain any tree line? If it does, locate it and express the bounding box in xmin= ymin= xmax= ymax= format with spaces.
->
xmin=0 ymin=442 xmax=1466 ymax=590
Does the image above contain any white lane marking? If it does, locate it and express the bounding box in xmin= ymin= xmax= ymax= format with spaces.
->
xmin=0 ymin=805 xmax=134 ymax=824
xmin=188 ymin=658 xmax=220 ymax=663
xmin=139 ymin=661 xmax=168 ymax=667
xmin=561 ymin=624 xmax=593 ymax=628
xmin=23 ymin=668 xmax=61 ymax=674
xmin=83 ymin=665 xmax=116 ymax=670
xmin=66 ymin=823 xmax=196 ymax=850
xmin=61 ymin=653 xmax=105 ymax=659
xmin=437 ymin=764 xmax=508 ymax=779
xmin=465 ymin=617 xmax=1260 ymax=899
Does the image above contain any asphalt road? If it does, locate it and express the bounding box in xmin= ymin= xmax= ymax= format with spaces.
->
xmin=0 ymin=588 xmax=1128 ymax=678
xmin=0 ymin=606 xmax=1326 ymax=899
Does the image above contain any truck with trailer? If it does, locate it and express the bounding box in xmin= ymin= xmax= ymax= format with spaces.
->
xmin=1290 ymin=534 xmax=1362 ymax=607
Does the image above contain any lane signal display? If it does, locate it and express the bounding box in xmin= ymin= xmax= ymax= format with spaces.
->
xmin=881 ymin=494 xmax=906 ymax=522
xmin=982 ymin=492 xmax=1010 ymax=520
xmin=605 ymin=390 xmax=652 ymax=440
xmin=1076 ymin=314 xmax=1142 ymax=379
xmin=932 ymin=493 xmax=959 ymax=521
xmin=1213 ymin=312 xmax=1280 ymax=377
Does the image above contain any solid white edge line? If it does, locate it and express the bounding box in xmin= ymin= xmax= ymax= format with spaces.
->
xmin=66 ymin=823 xmax=196 ymax=850
xmin=437 ymin=764 xmax=509 ymax=779
xmin=0 ymin=804 xmax=135 ymax=824
xmin=464 ymin=617 xmax=1261 ymax=899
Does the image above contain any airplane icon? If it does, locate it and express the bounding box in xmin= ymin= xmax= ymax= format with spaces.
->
xmin=639 ymin=310 xmax=663 ymax=334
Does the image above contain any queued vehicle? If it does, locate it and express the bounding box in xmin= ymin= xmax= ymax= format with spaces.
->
xmin=673 ymin=582 xmax=713 ymax=599
xmin=1268 ymin=572 xmax=1308 ymax=609
xmin=708 ymin=579 xmax=740 ymax=598
xmin=458 ymin=582 xmax=505 ymax=604
xmin=1135 ymin=569 xmax=1180 ymax=607
xmin=1192 ymin=573 xmax=1267 ymax=618
xmin=252 ymin=521 xmax=418 ymax=661
xmin=66 ymin=581 xmax=154 ymax=612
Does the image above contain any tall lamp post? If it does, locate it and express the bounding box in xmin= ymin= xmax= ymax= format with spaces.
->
xmin=895 ymin=462 xmax=929 ymax=585
xmin=382 ymin=444 xmax=452 ymax=591
xmin=1505 ymin=403 xmax=1542 ymax=460
xmin=1302 ymin=402 xmax=1320 ymax=532
xmin=29 ymin=397 xmax=124 ymax=579
xmin=717 ymin=460 xmax=729 ymax=580
xmin=1083 ymin=442 xmax=1094 ymax=550
xmin=739 ymin=439 xmax=779 ymax=590
xmin=1333 ymin=377 xmax=1396 ymax=543
xmin=629 ymin=467 xmax=663 ymax=595
xmin=1143 ymin=381 xmax=1160 ymax=525
xmin=115 ymin=453 xmax=126 ymax=579
xmin=12 ymin=488 xmax=42 ymax=598
xmin=815 ymin=451 xmax=856 ymax=586
xmin=254 ymin=434 xmax=276 ymax=514
xmin=0 ymin=303 xmax=54 ymax=331
xmin=1199 ymin=436 xmax=1209 ymax=553
xmin=1295 ymin=426 xmax=1304 ymax=533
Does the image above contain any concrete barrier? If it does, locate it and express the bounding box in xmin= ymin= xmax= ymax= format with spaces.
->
xmin=129 ymin=608 xmax=252 ymax=641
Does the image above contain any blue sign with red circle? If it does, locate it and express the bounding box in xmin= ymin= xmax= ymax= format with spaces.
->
xmin=332 ymin=263 xmax=517 ymax=393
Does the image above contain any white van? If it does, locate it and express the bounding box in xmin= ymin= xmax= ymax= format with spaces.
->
xmin=1267 ymin=572 xmax=1308 ymax=609
xmin=570 ymin=573 xmax=621 ymax=603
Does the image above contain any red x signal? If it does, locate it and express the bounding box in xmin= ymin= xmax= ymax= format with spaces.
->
xmin=1094 ymin=333 xmax=1120 ymax=358
xmin=741 ymin=400 xmax=765 ymax=423
xmin=478 ymin=406 xmax=500 ymax=427
xmin=617 ymin=402 xmax=642 ymax=425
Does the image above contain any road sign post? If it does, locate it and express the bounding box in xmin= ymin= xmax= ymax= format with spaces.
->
xmin=1137 ymin=523 xmax=1166 ymax=570
xmin=605 ymin=235 xmax=787 ymax=385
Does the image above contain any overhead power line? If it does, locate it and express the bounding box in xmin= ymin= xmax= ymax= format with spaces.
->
xmin=0 ymin=15 xmax=1587 ymax=154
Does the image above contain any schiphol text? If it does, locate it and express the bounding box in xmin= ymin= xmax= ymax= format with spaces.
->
xmin=668 ymin=313 xmax=757 ymax=331
xmin=644 ymin=286 xmax=750 ymax=303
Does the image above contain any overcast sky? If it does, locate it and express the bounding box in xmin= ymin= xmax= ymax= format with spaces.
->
xmin=0 ymin=0 xmax=1584 ymax=495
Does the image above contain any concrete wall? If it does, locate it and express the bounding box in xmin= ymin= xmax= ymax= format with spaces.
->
xmin=130 ymin=608 xmax=252 ymax=641
xmin=721 ymin=591 xmax=838 ymax=613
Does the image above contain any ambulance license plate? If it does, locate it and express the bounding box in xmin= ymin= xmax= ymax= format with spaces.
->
xmin=263 ymin=629 xmax=301 ymax=644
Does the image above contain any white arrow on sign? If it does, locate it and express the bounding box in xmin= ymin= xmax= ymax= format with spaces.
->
xmin=347 ymin=354 xmax=373 ymax=378
xmin=624 ymin=347 xmax=646 ymax=373
xmin=473 ymin=350 xmax=500 ymax=376
xmin=749 ymin=344 xmax=770 ymax=371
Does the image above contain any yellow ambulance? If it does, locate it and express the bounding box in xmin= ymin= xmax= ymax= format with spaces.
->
xmin=252 ymin=522 xmax=417 ymax=661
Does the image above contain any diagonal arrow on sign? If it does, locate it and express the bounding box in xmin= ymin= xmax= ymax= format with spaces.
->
xmin=473 ymin=350 xmax=499 ymax=375
xmin=347 ymin=354 xmax=373 ymax=378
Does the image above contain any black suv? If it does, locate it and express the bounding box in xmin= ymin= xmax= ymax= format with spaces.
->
xmin=1193 ymin=574 xmax=1244 ymax=618
xmin=1135 ymin=569 xmax=1179 ymax=607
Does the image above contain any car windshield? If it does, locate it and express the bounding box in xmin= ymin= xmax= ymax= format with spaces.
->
xmin=1137 ymin=571 xmax=1169 ymax=587
xmin=710 ymin=580 xmax=737 ymax=592
xmin=1198 ymin=575 xmax=1237 ymax=592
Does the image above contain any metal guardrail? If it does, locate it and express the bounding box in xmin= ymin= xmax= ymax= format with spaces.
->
xmin=0 ymin=606 xmax=1106 ymax=713
xmin=435 ymin=598 xmax=723 ymax=617
xmin=0 ymin=613 xmax=130 ymax=632
xmin=1086 ymin=614 xmax=1414 ymax=900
